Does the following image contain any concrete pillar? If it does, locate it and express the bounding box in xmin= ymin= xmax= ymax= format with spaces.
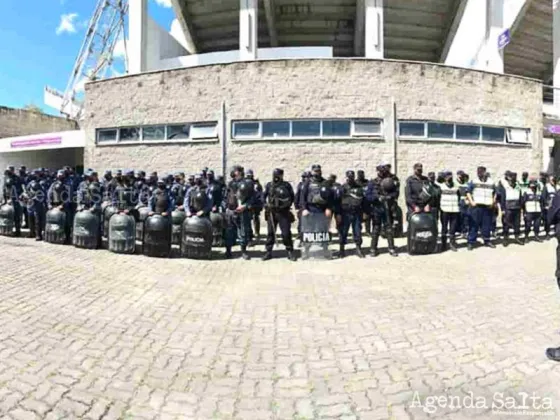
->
xmin=239 ymin=0 xmax=258 ymax=61
xmin=480 ymin=0 xmax=504 ymax=73
xmin=365 ymin=0 xmax=384 ymax=58
xmin=554 ymin=0 xmax=560 ymax=107
xmin=129 ymin=0 xmax=148 ymax=74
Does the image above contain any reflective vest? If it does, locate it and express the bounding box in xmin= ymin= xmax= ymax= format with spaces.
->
xmin=519 ymin=181 xmax=530 ymax=196
xmin=545 ymin=183 xmax=558 ymax=209
xmin=471 ymin=178 xmax=494 ymax=206
xmin=503 ymin=182 xmax=521 ymax=210
xmin=437 ymin=182 xmax=459 ymax=213
xmin=524 ymin=192 xmax=541 ymax=214
xmin=456 ymin=179 xmax=468 ymax=204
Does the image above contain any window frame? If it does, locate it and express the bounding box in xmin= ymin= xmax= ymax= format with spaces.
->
xmin=351 ymin=119 xmax=383 ymax=137
xmin=232 ymin=121 xmax=262 ymax=139
xmin=262 ymin=120 xmax=292 ymax=139
xmin=141 ymin=125 xmax=167 ymax=142
xmin=427 ymin=122 xmax=455 ymax=140
xmin=96 ymin=128 xmax=119 ymax=143
xmin=398 ymin=121 xmax=428 ymax=138
xmin=290 ymin=119 xmax=322 ymax=138
xmin=455 ymin=124 xmax=482 ymax=141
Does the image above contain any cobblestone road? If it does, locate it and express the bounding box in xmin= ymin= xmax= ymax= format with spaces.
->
xmin=1 ymin=235 xmax=560 ymax=419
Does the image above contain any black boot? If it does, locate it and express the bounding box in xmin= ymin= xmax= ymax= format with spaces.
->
xmin=503 ymin=236 xmax=509 ymax=247
xmin=241 ymin=246 xmax=250 ymax=260
xmin=370 ymin=228 xmax=380 ymax=257
xmin=440 ymin=237 xmax=447 ymax=253
xmin=370 ymin=247 xmax=379 ymax=257
xmin=287 ymin=250 xmax=297 ymax=261
xmin=356 ymin=246 xmax=365 ymax=258
xmin=514 ymin=236 xmax=524 ymax=245
xmin=225 ymin=247 xmax=233 ymax=259
xmin=546 ymin=347 xmax=560 ymax=362
xmin=449 ymin=239 xmax=458 ymax=252
xmin=386 ymin=231 xmax=398 ymax=257
xmin=339 ymin=244 xmax=346 ymax=259
xmin=262 ymin=251 xmax=273 ymax=261
xmin=535 ymin=235 xmax=543 ymax=242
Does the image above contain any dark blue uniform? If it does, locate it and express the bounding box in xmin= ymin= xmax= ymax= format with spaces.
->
xmin=222 ymin=178 xmax=255 ymax=257
xmin=338 ymin=181 xmax=364 ymax=252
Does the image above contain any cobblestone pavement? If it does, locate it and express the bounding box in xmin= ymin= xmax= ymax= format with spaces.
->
xmin=1 ymin=235 xmax=560 ymax=420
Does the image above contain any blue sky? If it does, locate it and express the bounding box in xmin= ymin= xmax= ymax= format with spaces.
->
xmin=0 ymin=0 xmax=175 ymax=115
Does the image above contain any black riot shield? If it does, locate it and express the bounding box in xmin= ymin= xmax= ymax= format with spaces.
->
xmin=301 ymin=212 xmax=332 ymax=259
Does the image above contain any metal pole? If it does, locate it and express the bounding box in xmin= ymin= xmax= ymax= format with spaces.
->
xmin=221 ymin=101 xmax=227 ymax=177
xmin=391 ymin=98 xmax=397 ymax=174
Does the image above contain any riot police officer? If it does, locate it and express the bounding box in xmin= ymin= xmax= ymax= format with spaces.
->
xmin=366 ymin=164 xmax=399 ymax=257
xmin=499 ymin=171 xmax=523 ymax=246
xmin=262 ymin=168 xmax=296 ymax=261
xmin=135 ymin=171 xmax=151 ymax=207
xmin=112 ymin=170 xmax=139 ymax=220
xmin=77 ymin=170 xmax=103 ymax=247
xmin=466 ymin=166 xmax=496 ymax=250
xmin=149 ymin=178 xmax=174 ymax=216
xmin=223 ymin=166 xmax=254 ymax=260
xmin=295 ymin=171 xmax=310 ymax=246
xmin=339 ymin=170 xmax=365 ymax=258
xmin=404 ymin=163 xmax=431 ymax=218
xmin=246 ymin=169 xmax=264 ymax=244
xmin=456 ymin=170 xmax=470 ymax=237
xmin=185 ymin=174 xmax=211 ymax=217
xmin=327 ymin=174 xmax=343 ymax=234
xmin=427 ymin=171 xmax=441 ymax=229
xmin=25 ymin=177 xmax=46 ymax=241
xmin=1 ymin=166 xmax=23 ymax=237
xmin=206 ymin=170 xmax=223 ymax=213
xmin=543 ymin=174 xmax=558 ymax=239
xmin=47 ymin=170 xmax=73 ymax=243
xmin=170 ymin=173 xmax=185 ymax=209
xmin=437 ymin=171 xmax=460 ymax=252
xmin=522 ymin=179 xmax=544 ymax=242
xmin=356 ymin=170 xmax=370 ymax=235
xmin=300 ymin=164 xmax=333 ymax=260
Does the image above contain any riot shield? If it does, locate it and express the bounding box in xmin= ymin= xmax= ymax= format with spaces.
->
xmin=301 ymin=212 xmax=332 ymax=259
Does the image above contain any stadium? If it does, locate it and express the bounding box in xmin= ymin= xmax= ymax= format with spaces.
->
xmin=1 ymin=0 xmax=559 ymax=184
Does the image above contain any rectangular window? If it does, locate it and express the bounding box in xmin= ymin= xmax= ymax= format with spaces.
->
xmin=352 ymin=120 xmax=382 ymax=136
xmin=119 ymin=127 xmax=140 ymax=141
xmin=456 ymin=125 xmax=481 ymax=141
xmin=323 ymin=120 xmax=351 ymax=137
xmin=142 ymin=125 xmax=166 ymax=141
xmin=233 ymin=122 xmax=260 ymax=138
xmin=167 ymin=124 xmax=190 ymax=140
xmin=262 ymin=120 xmax=290 ymax=138
xmin=97 ymin=129 xmax=117 ymax=142
xmin=506 ymin=128 xmax=530 ymax=144
xmin=481 ymin=126 xmax=505 ymax=142
xmin=399 ymin=121 xmax=426 ymax=137
xmin=292 ymin=120 xmax=321 ymax=137
xmin=190 ymin=123 xmax=218 ymax=139
xmin=427 ymin=122 xmax=454 ymax=139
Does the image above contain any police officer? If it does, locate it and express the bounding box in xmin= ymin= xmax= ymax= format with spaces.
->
xmin=135 ymin=171 xmax=151 ymax=207
xmin=205 ymin=170 xmax=222 ymax=213
xmin=427 ymin=171 xmax=442 ymax=232
xmin=47 ymin=170 xmax=73 ymax=243
xmin=185 ymin=174 xmax=211 ymax=217
xmin=522 ymin=179 xmax=544 ymax=242
xmin=25 ymin=175 xmax=46 ymax=241
xmin=456 ymin=170 xmax=470 ymax=237
xmin=295 ymin=171 xmax=310 ymax=246
xmin=246 ymin=169 xmax=264 ymax=244
xmin=466 ymin=166 xmax=496 ymax=250
xmin=499 ymin=171 xmax=523 ymax=247
xmin=437 ymin=171 xmax=460 ymax=252
xmin=404 ymin=163 xmax=431 ymax=218
xmin=77 ymin=170 xmax=103 ymax=247
xmin=300 ymin=164 xmax=333 ymax=260
xmin=519 ymin=171 xmax=530 ymax=195
xmin=366 ymin=163 xmax=399 ymax=257
xmin=170 ymin=173 xmax=185 ymax=209
xmin=262 ymin=168 xmax=296 ymax=261
xmin=543 ymin=174 xmax=558 ymax=239
xmin=112 ymin=170 xmax=139 ymax=220
xmin=1 ymin=166 xmax=23 ymax=237
xmin=18 ymin=166 xmax=29 ymax=229
xmin=223 ymin=166 xmax=254 ymax=260
xmin=338 ymin=170 xmax=365 ymax=258
xmin=148 ymin=178 xmax=175 ymax=216
xmin=356 ymin=170 xmax=371 ymax=235
xmin=327 ymin=174 xmax=343 ymax=234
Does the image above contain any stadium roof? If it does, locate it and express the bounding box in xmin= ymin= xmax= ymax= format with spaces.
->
xmin=171 ymin=0 xmax=468 ymax=62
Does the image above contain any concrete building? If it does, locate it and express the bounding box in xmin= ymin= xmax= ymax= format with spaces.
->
xmin=24 ymin=0 xmax=560 ymax=183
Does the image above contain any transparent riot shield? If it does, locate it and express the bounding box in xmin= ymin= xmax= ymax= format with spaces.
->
xmin=301 ymin=212 xmax=332 ymax=259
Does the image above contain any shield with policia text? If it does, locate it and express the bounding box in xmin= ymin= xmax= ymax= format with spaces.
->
xmin=301 ymin=212 xmax=332 ymax=259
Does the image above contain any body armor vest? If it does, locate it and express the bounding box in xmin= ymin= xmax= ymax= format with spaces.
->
xmin=341 ymin=185 xmax=363 ymax=211
xmin=190 ymin=187 xmax=207 ymax=212
xmin=269 ymin=182 xmax=292 ymax=210
xmin=471 ymin=178 xmax=494 ymax=206
xmin=525 ymin=192 xmax=542 ymax=213
xmin=545 ymin=183 xmax=557 ymax=209
xmin=153 ymin=189 xmax=170 ymax=213
xmin=307 ymin=181 xmax=328 ymax=207
xmin=438 ymin=183 xmax=460 ymax=213
xmin=51 ymin=181 xmax=65 ymax=205
xmin=503 ymin=182 xmax=521 ymax=210
xmin=116 ymin=185 xmax=134 ymax=210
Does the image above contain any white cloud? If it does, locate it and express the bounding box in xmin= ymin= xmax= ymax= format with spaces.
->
xmin=75 ymin=76 xmax=90 ymax=93
xmin=56 ymin=13 xmax=79 ymax=35
xmin=154 ymin=0 xmax=172 ymax=7
xmin=113 ymin=35 xmax=128 ymax=59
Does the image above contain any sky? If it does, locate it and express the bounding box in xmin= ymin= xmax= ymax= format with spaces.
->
xmin=0 ymin=0 xmax=176 ymax=115
xmin=0 ymin=0 xmax=527 ymax=116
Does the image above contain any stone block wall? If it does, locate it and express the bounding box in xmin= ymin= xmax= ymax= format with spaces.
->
xmin=0 ymin=107 xmax=78 ymax=139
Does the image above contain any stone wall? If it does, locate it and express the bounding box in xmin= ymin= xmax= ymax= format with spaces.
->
xmin=0 ymin=107 xmax=78 ymax=139
xmin=84 ymin=59 xmax=543 ymax=185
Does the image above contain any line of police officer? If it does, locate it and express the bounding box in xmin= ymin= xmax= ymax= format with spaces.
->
xmin=1 ymin=163 xmax=558 ymax=259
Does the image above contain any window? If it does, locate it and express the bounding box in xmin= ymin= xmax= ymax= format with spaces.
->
xmin=97 ymin=129 xmax=117 ymax=142
xmin=323 ymin=120 xmax=351 ymax=137
xmin=456 ymin=125 xmax=481 ymax=141
xmin=481 ymin=126 xmax=505 ymax=142
xmin=119 ymin=127 xmax=140 ymax=141
xmin=428 ymin=122 xmax=454 ymax=139
xmin=292 ymin=120 xmax=321 ymax=137
xmin=352 ymin=120 xmax=381 ymax=136
xmin=190 ymin=123 xmax=218 ymax=139
xmin=506 ymin=128 xmax=530 ymax=144
xmin=142 ymin=125 xmax=165 ymax=141
xmin=233 ymin=122 xmax=260 ymax=138
xmin=399 ymin=122 xmax=426 ymax=137
xmin=263 ymin=121 xmax=290 ymax=138
xmin=167 ymin=124 xmax=189 ymax=140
